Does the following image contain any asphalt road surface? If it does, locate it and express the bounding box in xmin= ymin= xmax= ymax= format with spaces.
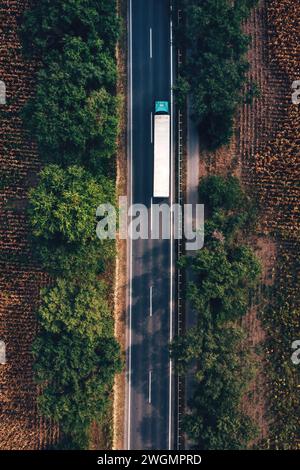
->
xmin=126 ymin=0 xmax=175 ymax=450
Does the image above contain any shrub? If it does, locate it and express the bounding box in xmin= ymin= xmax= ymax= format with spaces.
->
xmin=199 ymin=175 xmax=246 ymax=212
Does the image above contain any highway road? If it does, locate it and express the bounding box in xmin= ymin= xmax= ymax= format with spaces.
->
xmin=126 ymin=0 xmax=175 ymax=450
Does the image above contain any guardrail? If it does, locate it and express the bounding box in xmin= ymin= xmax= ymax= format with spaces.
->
xmin=176 ymin=6 xmax=184 ymax=451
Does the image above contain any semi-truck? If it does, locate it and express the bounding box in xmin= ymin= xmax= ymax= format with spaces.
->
xmin=153 ymin=101 xmax=170 ymax=198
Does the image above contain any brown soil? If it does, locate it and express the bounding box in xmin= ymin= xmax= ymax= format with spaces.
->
xmin=0 ymin=0 xmax=58 ymax=449
xmin=112 ymin=0 xmax=128 ymax=451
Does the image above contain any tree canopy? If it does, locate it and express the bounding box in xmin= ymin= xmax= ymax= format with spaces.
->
xmin=172 ymin=176 xmax=261 ymax=449
xmin=185 ymin=244 xmax=261 ymax=323
xmin=33 ymin=277 xmax=123 ymax=449
xmin=23 ymin=79 xmax=119 ymax=169
xmin=37 ymin=279 xmax=113 ymax=341
xmin=21 ymin=0 xmax=120 ymax=56
xmin=175 ymin=0 xmax=259 ymax=149
xmin=172 ymin=323 xmax=257 ymax=449
xmin=29 ymin=164 xmax=115 ymax=244
xmin=21 ymin=0 xmax=122 ymax=450
xmin=21 ymin=0 xmax=120 ymax=171
xmin=33 ymin=332 xmax=122 ymax=448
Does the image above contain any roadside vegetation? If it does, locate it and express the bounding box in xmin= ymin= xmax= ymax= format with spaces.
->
xmin=20 ymin=0 xmax=123 ymax=449
xmin=171 ymin=176 xmax=262 ymax=449
xmin=261 ymin=288 xmax=299 ymax=449
xmin=175 ymin=0 xmax=259 ymax=150
xmin=174 ymin=0 xmax=299 ymax=451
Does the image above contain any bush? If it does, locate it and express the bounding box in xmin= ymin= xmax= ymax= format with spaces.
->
xmin=175 ymin=0 xmax=259 ymax=150
xmin=199 ymin=175 xmax=246 ymax=212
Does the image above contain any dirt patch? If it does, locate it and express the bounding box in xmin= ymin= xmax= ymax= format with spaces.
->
xmin=112 ymin=0 xmax=128 ymax=451
xmin=241 ymin=236 xmax=277 ymax=442
xmin=90 ymin=404 xmax=113 ymax=451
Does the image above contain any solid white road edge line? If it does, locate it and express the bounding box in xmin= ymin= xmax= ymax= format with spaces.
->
xmin=149 ymin=370 xmax=152 ymax=403
xmin=150 ymin=286 xmax=153 ymax=317
xmin=150 ymin=27 xmax=153 ymax=59
xmin=151 ymin=196 xmax=153 ymax=233
xmin=127 ymin=0 xmax=133 ymax=451
xmin=169 ymin=1 xmax=174 ymax=451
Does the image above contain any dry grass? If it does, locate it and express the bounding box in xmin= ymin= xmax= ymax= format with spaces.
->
xmin=112 ymin=0 xmax=128 ymax=451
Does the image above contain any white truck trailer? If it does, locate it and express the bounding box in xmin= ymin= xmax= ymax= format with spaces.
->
xmin=153 ymin=101 xmax=170 ymax=198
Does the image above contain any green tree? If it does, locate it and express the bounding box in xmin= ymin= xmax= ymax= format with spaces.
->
xmin=21 ymin=0 xmax=120 ymax=56
xmin=20 ymin=0 xmax=122 ymax=450
xmin=183 ymin=244 xmax=261 ymax=323
xmin=171 ymin=173 xmax=261 ymax=449
xmin=199 ymin=175 xmax=247 ymax=212
xmin=32 ymin=277 xmax=123 ymax=449
xmin=24 ymin=82 xmax=119 ymax=169
xmin=33 ymin=332 xmax=122 ymax=449
xmin=171 ymin=321 xmax=258 ymax=449
xmin=21 ymin=4 xmax=120 ymax=170
xmin=41 ymin=36 xmax=117 ymax=91
xmin=29 ymin=164 xmax=116 ymax=278
xmin=35 ymin=241 xmax=114 ymax=279
xmin=198 ymin=175 xmax=257 ymax=241
xmin=37 ymin=279 xmax=114 ymax=341
xmin=175 ymin=0 xmax=259 ymax=149
xmin=29 ymin=164 xmax=115 ymax=244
